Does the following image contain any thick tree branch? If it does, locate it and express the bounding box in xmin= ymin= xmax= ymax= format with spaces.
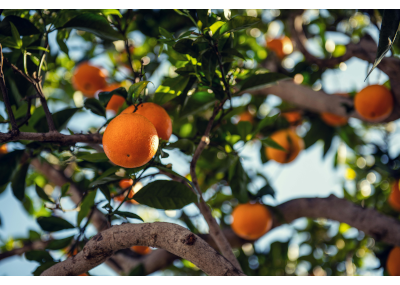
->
xmin=41 ymin=222 xmax=245 ymax=276
xmin=0 ymin=131 xmax=102 ymax=144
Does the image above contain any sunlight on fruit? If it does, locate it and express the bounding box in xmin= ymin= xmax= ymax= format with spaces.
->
xmin=345 ymin=168 xmax=356 ymax=180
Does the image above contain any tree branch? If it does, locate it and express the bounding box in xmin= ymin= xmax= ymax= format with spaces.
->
xmin=0 ymin=131 xmax=102 ymax=144
xmin=0 ymin=240 xmax=50 ymax=261
xmin=40 ymin=222 xmax=245 ymax=276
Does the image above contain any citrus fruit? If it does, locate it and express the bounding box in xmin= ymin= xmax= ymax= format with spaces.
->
xmin=79 ymin=273 xmax=88 ymax=276
xmin=387 ymin=246 xmax=400 ymax=276
xmin=265 ymin=129 xmax=304 ymax=164
xmin=231 ymin=203 xmax=273 ymax=240
xmin=354 ymin=85 xmax=394 ymax=122
xmin=266 ymin=36 xmax=293 ymax=59
xmin=114 ymin=179 xmax=141 ymax=204
xmin=72 ymin=62 xmax=107 ymax=97
xmin=131 ymin=246 xmax=152 ymax=255
xmin=388 ymin=180 xmax=400 ymax=212
xmin=0 ymin=144 xmax=7 ymax=154
xmin=237 ymin=111 xmax=254 ymax=124
xmin=103 ymin=113 xmax=159 ymax=168
xmin=99 ymin=83 xmax=125 ymax=113
xmin=281 ymin=111 xmax=302 ymax=126
xmin=321 ymin=113 xmax=348 ymax=127
xmin=122 ymin=103 xmax=172 ymax=141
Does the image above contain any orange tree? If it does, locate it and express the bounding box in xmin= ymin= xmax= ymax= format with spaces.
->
xmin=1 ymin=9 xmax=400 ymax=276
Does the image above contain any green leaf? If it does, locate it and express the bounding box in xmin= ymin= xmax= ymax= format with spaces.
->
xmin=84 ymin=98 xmax=106 ymax=118
xmin=153 ymin=76 xmax=190 ymax=105
xmin=56 ymin=30 xmax=70 ymax=58
xmin=37 ymin=216 xmax=74 ymax=232
xmin=98 ymin=87 xmax=127 ymax=106
xmin=128 ymin=81 xmax=150 ymax=99
xmin=159 ymin=27 xmax=174 ymax=39
xmin=0 ymin=15 xmax=41 ymax=37
xmin=77 ymin=190 xmax=97 ymax=226
xmin=209 ymin=21 xmax=226 ymax=37
xmin=34 ymin=108 xmax=79 ymax=133
xmin=173 ymin=39 xmax=198 ymax=57
xmin=61 ymin=183 xmax=70 ymax=197
xmin=222 ymin=48 xmax=246 ymax=60
xmin=366 ymin=10 xmax=400 ymax=80
xmin=79 ymin=152 xmax=108 ymax=162
xmin=165 ymin=139 xmax=196 ymax=155
xmin=215 ymin=16 xmax=260 ymax=38
xmin=11 ymin=162 xmax=29 ymax=201
xmin=29 ymin=55 xmax=40 ymax=66
xmin=60 ymin=13 xmax=124 ymax=41
xmin=32 ymin=261 xmax=58 ymax=276
xmin=9 ymin=22 xmax=22 ymax=48
xmin=89 ymin=175 xmax=121 ymax=188
xmin=228 ymin=157 xmax=248 ymax=204
xmin=237 ymin=121 xmax=252 ymax=141
xmin=25 ymin=250 xmax=54 ymax=264
xmin=99 ymin=185 xmax=111 ymax=202
xmin=80 ymin=9 xmax=122 ymax=17
xmin=239 ymin=73 xmax=288 ymax=93
xmin=201 ymin=50 xmax=218 ymax=82
xmin=252 ymin=113 xmax=279 ymax=135
xmin=46 ymin=235 xmax=74 ymax=250
xmin=35 ymin=184 xmax=53 ymax=203
xmin=256 ymin=184 xmax=275 ymax=198
xmin=133 ymin=180 xmax=197 ymax=210
xmin=261 ymin=137 xmax=286 ymax=151
xmin=129 ymin=263 xmax=146 ymax=276
xmin=158 ymin=43 xmax=164 ymax=57
xmin=114 ymin=211 xmax=144 ymax=222
xmin=26 ymin=46 xmax=50 ymax=52
xmin=197 ymin=9 xmax=209 ymax=29
xmin=180 ymin=91 xmax=216 ymax=118
xmin=0 ymin=150 xmax=24 ymax=187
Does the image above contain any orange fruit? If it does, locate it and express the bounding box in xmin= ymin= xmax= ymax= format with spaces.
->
xmin=266 ymin=36 xmax=293 ymax=59
xmin=103 ymin=113 xmax=159 ymax=168
xmin=387 ymin=247 xmax=400 ymax=276
xmin=72 ymin=62 xmax=107 ymax=97
xmin=119 ymin=178 xmax=133 ymax=189
xmin=66 ymin=248 xmax=78 ymax=258
xmin=0 ymin=144 xmax=7 ymax=154
xmin=122 ymin=103 xmax=172 ymax=141
xmin=231 ymin=203 xmax=273 ymax=240
xmin=388 ymin=180 xmax=400 ymax=212
xmin=99 ymin=83 xmax=125 ymax=113
xmin=131 ymin=246 xmax=152 ymax=255
xmin=79 ymin=273 xmax=88 ymax=276
xmin=354 ymin=85 xmax=393 ymax=122
xmin=114 ymin=179 xmax=141 ymax=204
xmin=265 ymin=129 xmax=304 ymax=164
xmin=237 ymin=111 xmax=254 ymax=124
xmin=321 ymin=113 xmax=348 ymax=127
xmin=281 ymin=111 xmax=302 ymax=126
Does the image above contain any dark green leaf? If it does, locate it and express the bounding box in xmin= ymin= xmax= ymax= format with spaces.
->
xmin=128 ymin=81 xmax=150 ymax=99
xmin=32 ymin=261 xmax=58 ymax=276
xmin=99 ymin=87 xmax=127 ymax=106
xmin=197 ymin=9 xmax=209 ymax=29
xmin=253 ymin=113 xmax=279 ymax=135
xmin=153 ymin=76 xmax=190 ymax=105
xmin=133 ymin=180 xmax=197 ymax=210
xmin=79 ymin=152 xmax=108 ymax=163
xmin=159 ymin=27 xmax=174 ymax=39
xmin=35 ymin=184 xmax=53 ymax=203
xmin=11 ymin=162 xmax=29 ymax=201
xmin=366 ymin=10 xmax=400 ymax=80
xmin=34 ymin=108 xmax=79 ymax=133
xmin=99 ymin=185 xmax=111 ymax=201
xmin=61 ymin=183 xmax=70 ymax=197
xmin=60 ymin=13 xmax=124 ymax=41
xmin=173 ymin=39 xmax=198 ymax=57
xmin=180 ymin=91 xmax=216 ymax=118
xmin=221 ymin=48 xmax=246 ymax=60
xmin=228 ymin=157 xmax=248 ymax=204
xmin=261 ymin=137 xmax=286 ymax=151
xmin=114 ymin=211 xmax=144 ymax=222
xmin=9 ymin=22 xmax=22 ymax=48
xmin=56 ymin=30 xmax=70 ymax=58
xmin=0 ymin=150 xmax=24 ymax=187
xmin=37 ymin=216 xmax=74 ymax=232
xmin=46 ymin=235 xmax=74 ymax=250
xmin=0 ymin=15 xmax=41 ymax=37
xmin=84 ymin=98 xmax=106 ymax=118
xmin=129 ymin=263 xmax=146 ymax=276
xmin=29 ymin=55 xmax=40 ymax=66
xmin=215 ymin=16 xmax=260 ymax=38
xmin=89 ymin=175 xmax=121 ymax=188
xmin=256 ymin=184 xmax=275 ymax=198
xmin=165 ymin=139 xmax=195 ymax=155
xmin=77 ymin=190 xmax=97 ymax=226
xmin=237 ymin=121 xmax=252 ymax=141
xmin=201 ymin=50 xmax=218 ymax=82
xmin=25 ymin=250 xmax=54 ymax=264
xmin=239 ymin=73 xmax=288 ymax=93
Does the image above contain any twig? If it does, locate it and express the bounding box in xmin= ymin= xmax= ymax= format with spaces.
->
xmin=0 ymin=131 xmax=102 ymax=144
xmin=124 ymin=40 xmax=135 ymax=77
xmin=0 ymin=45 xmax=19 ymax=133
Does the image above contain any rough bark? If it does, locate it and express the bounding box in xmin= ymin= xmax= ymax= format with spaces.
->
xmin=40 ymin=222 xmax=245 ymax=276
xmin=0 ymin=132 xmax=102 ymax=144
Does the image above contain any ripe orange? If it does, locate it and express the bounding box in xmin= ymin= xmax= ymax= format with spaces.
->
xmin=265 ymin=129 xmax=304 ymax=164
xmin=99 ymin=83 xmax=125 ymax=113
xmin=103 ymin=113 xmax=159 ymax=168
xmin=388 ymin=180 xmax=400 ymax=212
xmin=66 ymin=248 xmax=78 ymax=258
xmin=281 ymin=111 xmax=302 ymax=126
xmin=354 ymin=85 xmax=394 ymax=122
xmin=266 ymin=36 xmax=293 ymax=59
xmin=114 ymin=179 xmax=140 ymax=204
xmin=122 ymin=103 xmax=172 ymax=141
xmin=237 ymin=111 xmax=254 ymax=124
xmin=231 ymin=203 xmax=273 ymax=240
xmin=0 ymin=144 xmax=7 ymax=154
xmin=131 ymin=246 xmax=152 ymax=255
xmin=72 ymin=62 xmax=107 ymax=97
xmin=321 ymin=113 xmax=348 ymax=127
xmin=387 ymin=247 xmax=400 ymax=276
